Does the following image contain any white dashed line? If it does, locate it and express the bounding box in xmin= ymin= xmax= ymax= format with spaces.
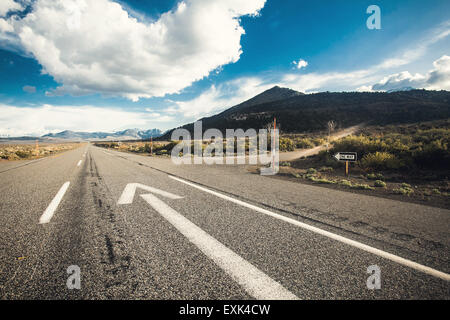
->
xmin=39 ymin=182 xmax=70 ymax=224
xmin=77 ymin=160 xmax=82 ymax=167
xmin=169 ymin=175 xmax=450 ymax=282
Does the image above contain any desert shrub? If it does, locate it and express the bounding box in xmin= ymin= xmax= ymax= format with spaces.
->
xmin=15 ymin=150 xmax=31 ymax=158
xmin=351 ymin=183 xmax=374 ymax=190
xmin=313 ymin=178 xmax=337 ymax=184
xmin=319 ymin=166 xmax=333 ymax=172
xmin=393 ymin=187 xmax=414 ymax=195
xmin=280 ymin=162 xmax=291 ymax=167
xmin=432 ymin=188 xmax=441 ymax=195
xmin=307 ymin=168 xmax=317 ymax=174
xmin=361 ymin=152 xmax=404 ymax=170
xmin=339 ymin=180 xmax=353 ymax=187
xmin=366 ymin=173 xmax=376 ymax=180
xmin=412 ymin=139 xmax=449 ymax=169
xmin=312 ymin=137 xmax=326 ymax=146
xmin=154 ymin=141 xmax=179 ymax=153
xmin=156 ymin=149 xmax=168 ymax=155
xmin=331 ymin=128 xmax=450 ymax=171
xmin=332 ymin=135 xmax=385 ymax=158
xmin=295 ymin=138 xmax=315 ymax=149
xmin=394 ymin=183 xmax=414 ymax=195
xmin=401 ymin=183 xmax=412 ymax=188
xmin=374 ymin=180 xmax=387 ymax=187
xmin=367 ymin=173 xmax=384 ymax=180
xmin=279 ymin=137 xmax=295 ymax=152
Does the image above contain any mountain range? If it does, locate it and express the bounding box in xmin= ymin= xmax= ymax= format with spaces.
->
xmin=42 ymin=128 xmax=162 ymax=141
xmin=0 ymin=128 xmax=162 ymax=141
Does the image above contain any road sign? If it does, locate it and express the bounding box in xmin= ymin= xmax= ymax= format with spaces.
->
xmin=333 ymin=152 xmax=357 ymax=162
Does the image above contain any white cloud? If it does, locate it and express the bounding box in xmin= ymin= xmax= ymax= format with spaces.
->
xmin=22 ymin=85 xmax=36 ymax=93
xmin=371 ymin=55 xmax=450 ymax=91
xmin=377 ymin=21 xmax=450 ymax=70
xmin=292 ymin=59 xmax=308 ymax=70
xmin=427 ymin=55 xmax=450 ymax=90
xmin=0 ymin=18 xmax=14 ymax=32
xmin=3 ymin=0 xmax=266 ymax=101
xmin=0 ymin=0 xmax=23 ymax=17
xmin=171 ymin=77 xmax=275 ymax=119
xmin=0 ymin=104 xmax=174 ymax=137
xmin=371 ymin=71 xmax=426 ymax=91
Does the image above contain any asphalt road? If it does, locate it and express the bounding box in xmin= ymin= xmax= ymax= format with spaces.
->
xmin=0 ymin=144 xmax=449 ymax=299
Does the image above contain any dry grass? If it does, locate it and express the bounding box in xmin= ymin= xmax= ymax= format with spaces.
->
xmin=0 ymin=143 xmax=83 ymax=160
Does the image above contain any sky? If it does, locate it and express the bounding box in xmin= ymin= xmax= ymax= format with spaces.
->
xmin=0 ymin=0 xmax=449 ymax=137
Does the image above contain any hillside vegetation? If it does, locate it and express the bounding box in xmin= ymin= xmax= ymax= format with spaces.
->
xmin=161 ymin=89 xmax=450 ymax=139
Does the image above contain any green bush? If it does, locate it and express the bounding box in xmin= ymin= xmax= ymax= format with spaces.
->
xmin=374 ymin=180 xmax=387 ymax=188
xmin=393 ymin=183 xmax=414 ymax=195
xmin=361 ymin=152 xmax=404 ymax=170
xmin=306 ymin=168 xmax=317 ymax=174
xmin=367 ymin=173 xmax=384 ymax=180
xmin=401 ymin=183 xmax=412 ymax=188
xmin=312 ymin=138 xmax=326 ymax=146
xmin=15 ymin=150 xmax=31 ymax=158
xmin=279 ymin=137 xmax=295 ymax=152
xmin=432 ymin=188 xmax=441 ymax=195
xmin=295 ymin=138 xmax=315 ymax=149
xmin=351 ymin=183 xmax=374 ymax=190
xmin=312 ymin=178 xmax=337 ymax=184
xmin=339 ymin=179 xmax=353 ymax=187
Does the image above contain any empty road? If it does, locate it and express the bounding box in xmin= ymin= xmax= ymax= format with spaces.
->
xmin=0 ymin=144 xmax=449 ymax=299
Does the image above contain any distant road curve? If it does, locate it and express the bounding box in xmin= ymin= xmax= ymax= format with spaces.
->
xmin=279 ymin=124 xmax=363 ymax=162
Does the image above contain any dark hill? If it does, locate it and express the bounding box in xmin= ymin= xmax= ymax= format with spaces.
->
xmin=161 ymin=89 xmax=450 ymax=139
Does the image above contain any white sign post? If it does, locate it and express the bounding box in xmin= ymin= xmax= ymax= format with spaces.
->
xmin=333 ymin=152 xmax=357 ymax=176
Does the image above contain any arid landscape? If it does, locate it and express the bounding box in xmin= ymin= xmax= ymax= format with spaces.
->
xmin=0 ymin=142 xmax=83 ymax=161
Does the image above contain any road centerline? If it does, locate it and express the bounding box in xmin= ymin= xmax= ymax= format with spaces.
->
xmin=39 ymin=181 xmax=70 ymax=224
xmin=168 ymin=175 xmax=450 ymax=282
xmin=77 ymin=160 xmax=82 ymax=167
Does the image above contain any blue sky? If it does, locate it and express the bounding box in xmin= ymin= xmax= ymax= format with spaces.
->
xmin=0 ymin=0 xmax=449 ymax=136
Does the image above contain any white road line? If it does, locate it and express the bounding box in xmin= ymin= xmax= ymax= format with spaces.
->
xmin=39 ymin=182 xmax=70 ymax=224
xmin=169 ymin=175 xmax=450 ymax=282
xmin=77 ymin=160 xmax=82 ymax=167
xmin=117 ymin=183 xmax=183 ymax=204
xmin=140 ymin=193 xmax=298 ymax=300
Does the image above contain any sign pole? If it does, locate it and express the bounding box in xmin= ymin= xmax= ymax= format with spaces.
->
xmin=345 ymin=161 xmax=349 ymax=176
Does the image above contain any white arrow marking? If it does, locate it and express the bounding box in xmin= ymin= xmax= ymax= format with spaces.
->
xmin=334 ymin=153 xmax=340 ymax=160
xmin=117 ymin=183 xmax=183 ymax=205
xmin=139 ymin=193 xmax=298 ymax=300
xmin=39 ymin=181 xmax=70 ymax=224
